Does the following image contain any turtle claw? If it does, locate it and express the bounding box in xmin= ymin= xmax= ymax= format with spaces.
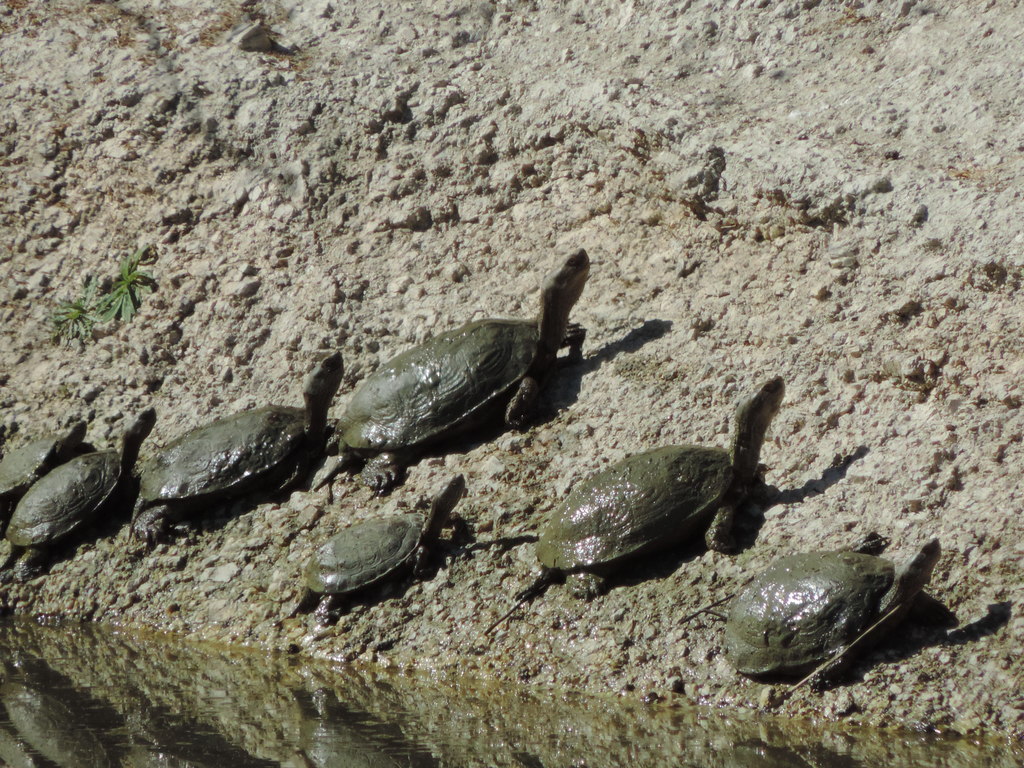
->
xmin=360 ymin=454 xmax=403 ymax=495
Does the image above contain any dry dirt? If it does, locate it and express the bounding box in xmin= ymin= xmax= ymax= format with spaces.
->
xmin=1 ymin=0 xmax=1023 ymax=748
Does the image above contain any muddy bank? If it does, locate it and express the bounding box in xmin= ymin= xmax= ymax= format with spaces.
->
xmin=1 ymin=0 xmax=1022 ymax=745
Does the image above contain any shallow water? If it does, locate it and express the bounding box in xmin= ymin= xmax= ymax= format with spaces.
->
xmin=0 ymin=619 xmax=1017 ymax=768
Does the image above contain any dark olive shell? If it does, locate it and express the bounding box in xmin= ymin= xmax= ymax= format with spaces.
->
xmin=724 ymin=551 xmax=895 ymax=677
xmin=304 ymin=513 xmax=423 ymax=595
xmin=138 ymin=407 xmax=305 ymax=505
xmin=0 ymin=438 xmax=65 ymax=497
xmin=537 ymin=445 xmax=732 ymax=573
xmin=340 ymin=319 xmax=538 ymax=452
xmin=6 ymin=451 xmax=120 ymax=547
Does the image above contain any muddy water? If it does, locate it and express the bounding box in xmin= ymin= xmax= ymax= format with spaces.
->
xmin=0 ymin=619 xmax=1017 ymax=768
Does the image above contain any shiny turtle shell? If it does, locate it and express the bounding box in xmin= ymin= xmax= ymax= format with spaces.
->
xmin=724 ymin=551 xmax=896 ymax=677
xmin=339 ymin=319 xmax=539 ymax=454
xmin=137 ymin=407 xmax=306 ymax=507
xmin=305 ymin=513 xmax=426 ymax=596
xmin=537 ymin=445 xmax=733 ymax=573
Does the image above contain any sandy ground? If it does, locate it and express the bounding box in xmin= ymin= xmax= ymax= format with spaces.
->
xmin=1 ymin=0 xmax=1023 ymax=746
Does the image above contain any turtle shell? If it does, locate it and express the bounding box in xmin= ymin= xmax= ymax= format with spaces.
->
xmin=6 ymin=451 xmax=120 ymax=547
xmin=304 ymin=513 xmax=423 ymax=595
xmin=724 ymin=551 xmax=895 ymax=677
xmin=139 ymin=406 xmax=305 ymax=505
xmin=537 ymin=445 xmax=733 ymax=573
xmin=340 ymin=319 xmax=538 ymax=453
xmin=0 ymin=438 xmax=65 ymax=498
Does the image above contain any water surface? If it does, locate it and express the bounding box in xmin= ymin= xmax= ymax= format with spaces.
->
xmin=0 ymin=619 xmax=1016 ymax=767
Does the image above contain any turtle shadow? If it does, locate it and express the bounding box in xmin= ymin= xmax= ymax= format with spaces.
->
xmin=943 ymin=601 xmax=1011 ymax=646
xmin=603 ymin=537 xmax=711 ymax=594
xmin=732 ymin=446 xmax=871 ymax=552
xmin=811 ymin=594 xmax=978 ymax=691
xmin=543 ymin=318 xmax=674 ymax=416
xmin=770 ymin=445 xmax=871 ymax=507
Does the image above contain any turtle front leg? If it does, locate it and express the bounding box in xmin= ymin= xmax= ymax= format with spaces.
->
xmin=314 ymin=593 xmax=345 ymax=625
xmin=704 ymin=502 xmax=736 ymax=553
xmin=505 ymin=377 xmax=539 ymax=429
xmin=131 ymin=503 xmax=176 ymax=549
xmin=562 ymin=322 xmax=586 ymax=361
xmin=567 ymin=571 xmax=607 ymax=600
xmin=6 ymin=546 xmax=46 ymax=583
xmin=360 ymin=453 xmax=404 ymax=496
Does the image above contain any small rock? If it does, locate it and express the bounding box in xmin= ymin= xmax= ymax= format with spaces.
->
xmin=210 ymin=564 xmax=239 ymax=583
xmin=228 ymin=22 xmax=275 ymax=52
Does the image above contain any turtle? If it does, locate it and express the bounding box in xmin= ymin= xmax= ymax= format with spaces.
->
xmin=301 ymin=474 xmax=466 ymax=624
xmin=0 ymin=419 xmax=89 ymax=533
xmin=332 ymin=248 xmax=590 ymax=495
xmin=130 ymin=352 xmax=344 ymax=547
xmin=724 ymin=537 xmax=943 ymax=686
xmin=1 ymin=408 xmax=156 ymax=582
xmin=484 ymin=377 xmax=785 ymax=634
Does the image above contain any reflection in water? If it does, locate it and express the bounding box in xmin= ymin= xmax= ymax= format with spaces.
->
xmin=0 ymin=619 xmax=1018 ymax=768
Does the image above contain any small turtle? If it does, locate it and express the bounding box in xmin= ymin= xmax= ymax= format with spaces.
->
xmin=484 ymin=378 xmax=784 ymax=634
xmin=0 ymin=420 xmax=88 ymax=533
xmin=724 ymin=537 xmax=943 ymax=686
xmin=301 ymin=474 xmax=466 ymax=624
xmin=131 ymin=353 xmax=344 ymax=547
xmin=2 ymin=409 xmax=156 ymax=582
xmin=333 ymin=249 xmax=590 ymax=495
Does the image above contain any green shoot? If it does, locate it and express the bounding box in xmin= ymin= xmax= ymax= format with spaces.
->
xmin=50 ymin=276 xmax=101 ymax=346
xmin=95 ymin=245 xmax=157 ymax=323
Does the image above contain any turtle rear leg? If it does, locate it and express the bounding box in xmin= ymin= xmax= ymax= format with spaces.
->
xmin=360 ymin=453 xmax=404 ymax=496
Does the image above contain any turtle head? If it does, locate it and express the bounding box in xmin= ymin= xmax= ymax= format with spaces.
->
xmin=59 ymin=419 xmax=88 ymax=453
xmin=538 ymin=248 xmax=590 ymax=359
xmin=121 ymin=407 xmax=157 ymax=474
xmin=899 ymin=538 xmax=940 ymax=592
xmin=729 ymin=376 xmax=785 ymax=488
xmin=303 ymin=352 xmax=345 ymax=441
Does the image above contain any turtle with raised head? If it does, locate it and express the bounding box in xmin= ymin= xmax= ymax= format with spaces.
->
xmin=333 ymin=249 xmax=590 ymax=495
xmin=131 ymin=353 xmax=344 ymax=547
xmin=0 ymin=420 xmax=88 ymax=533
xmin=725 ymin=537 xmax=944 ymax=686
xmin=2 ymin=409 xmax=156 ymax=581
xmin=301 ymin=474 xmax=466 ymax=624
xmin=485 ymin=378 xmax=785 ymax=633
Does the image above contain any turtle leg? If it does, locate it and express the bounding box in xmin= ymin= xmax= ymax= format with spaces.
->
xmin=704 ymin=501 xmax=737 ymax=553
xmin=314 ymin=594 xmax=345 ymax=625
xmin=567 ymin=571 xmax=607 ymax=600
xmin=131 ymin=504 xmax=176 ymax=549
xmin=311 ymin=449 xmax=361 ymax=492
xmin=562 ymin=322 xmax=586 ymax=361
xmin=505 ymin=377 xmax=539 ymax=429
xmin=360 ymin=453 xmax=404 ymax=496
xmin=9 ymin=546 xmax=46 ymax=583
xmin=412 ymin=545 xmax=433 ymax=578
xmin=0 ymin=543 xmax=23 ymax=583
